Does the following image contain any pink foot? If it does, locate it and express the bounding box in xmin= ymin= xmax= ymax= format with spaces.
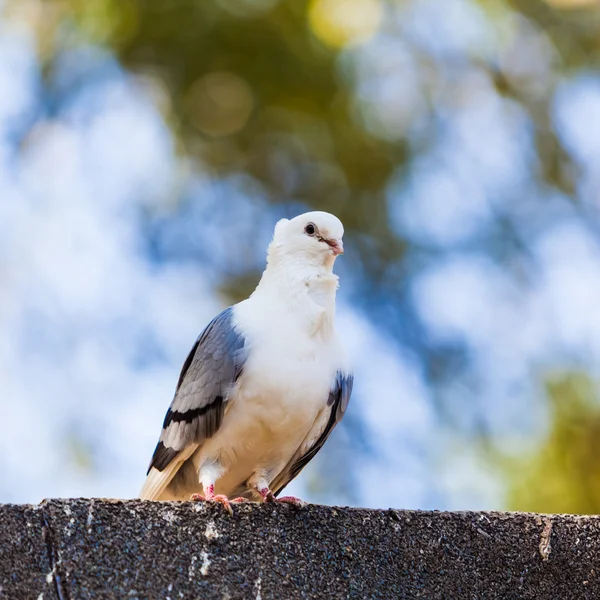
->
xmin=210 ymin=494 xmax=233 ymax=515
xmin=275 ymin=496 xmax=306 ymax=507
xmin=231 ymin=497 xmax=251 ymax=503
xmin=259 ymin=487 xmax=276 ymax=503
xmin=189 ymin=490 xmax=233 ymax=515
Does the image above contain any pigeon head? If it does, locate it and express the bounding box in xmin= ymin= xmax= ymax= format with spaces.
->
xmin=269 ymin=211 xmax=345 ymax=269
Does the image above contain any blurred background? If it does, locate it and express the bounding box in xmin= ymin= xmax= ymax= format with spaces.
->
xmin=2 ymin=0 xmax=600 ymax=513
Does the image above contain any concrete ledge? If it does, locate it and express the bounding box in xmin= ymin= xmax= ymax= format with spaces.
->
xmin=0 ymin=499 xmax=599 ymax=599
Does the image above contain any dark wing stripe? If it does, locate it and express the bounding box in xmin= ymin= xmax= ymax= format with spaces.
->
xmin=147 ymin=307 xmax=246 ymax=474
xmin=162 ymin=396 xmax=224 ymax=427
xmin=274 ymin=371 xmax=353 ymax=496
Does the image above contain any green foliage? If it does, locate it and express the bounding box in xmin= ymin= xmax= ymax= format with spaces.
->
xmin=502 ymin=373 xmax=600 ymax=514
xmin=72 ymin=0 xmax=403 ymax=220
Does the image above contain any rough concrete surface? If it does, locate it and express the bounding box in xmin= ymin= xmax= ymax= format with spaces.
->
xmin=0 ymin=499 xmax=599 ymax=599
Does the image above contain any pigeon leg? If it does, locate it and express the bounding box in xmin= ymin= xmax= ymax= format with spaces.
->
xmin=205 ymin=484 xmax=234 ymax=515
xmin=192 ymin=464 xmax=233 ymax=514
xmin=247 ymin=474 xmax=276 ymax=502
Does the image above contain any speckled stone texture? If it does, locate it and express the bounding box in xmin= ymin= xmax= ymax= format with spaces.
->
xmin=0 ymin=503 xmax=57 ymax=599
xmin=1 ymin=500 xmax=600 ymax=599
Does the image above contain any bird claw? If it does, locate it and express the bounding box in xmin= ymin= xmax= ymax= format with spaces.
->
xmin=211 ymin=494 xmax=234 ymax=515
xmin=256 ymin=486 xmax=303 ymax=507
xmin=189 ymin=493 xmax=233 ymax=515
xmin=190 ymin=489 xmax=304 ymax=510
xmin=263 ymin=490 xmax=276 ymax=503
xmin=275 ymin=495 xmax=306 ymax=507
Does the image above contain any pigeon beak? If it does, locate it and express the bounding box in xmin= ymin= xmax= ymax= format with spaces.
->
xmin=330 ymin=239 xmax=344 ymax=256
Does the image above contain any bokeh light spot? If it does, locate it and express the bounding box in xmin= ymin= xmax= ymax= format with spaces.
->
xmin=308 ymin=0 xmax=383 ymax=48
xmin=184 ymin=72 xmax=254 ymax=137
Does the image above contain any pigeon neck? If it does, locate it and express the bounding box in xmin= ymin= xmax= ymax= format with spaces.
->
xmin=260 ymin=255 xmax=337 ymax=289
xmin=255 ymin=256 xmax=339 ymax=337
xmin=265 ymin=244 xmax=337 ymax=276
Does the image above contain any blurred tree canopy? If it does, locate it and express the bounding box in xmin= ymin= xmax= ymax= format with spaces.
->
xmin=33 ymin=0 xmax=600 ymax=203
xmin=10 ymin=0 xmax=598 ymax=293
xmin=25 ymin=0 xmax=597 ymax=293
xmin=24 ymin=0 xmax=600 ymax=248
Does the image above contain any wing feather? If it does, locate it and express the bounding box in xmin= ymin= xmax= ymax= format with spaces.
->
xmin=139 ymin=307 xmax=246 ymax=500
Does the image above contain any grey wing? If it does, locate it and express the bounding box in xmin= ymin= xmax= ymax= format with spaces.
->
xmin=147 ymin=306 xmax=247 ymax=474
xmin=271 ymin=371 xmax=353 ymax=497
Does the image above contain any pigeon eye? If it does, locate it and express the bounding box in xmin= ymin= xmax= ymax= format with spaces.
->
xmin=305 ymin=223 xmax=316 ymax=236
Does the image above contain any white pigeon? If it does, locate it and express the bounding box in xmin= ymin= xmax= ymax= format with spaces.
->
xmin=139 ymin=211 xmax=353 ymax=510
